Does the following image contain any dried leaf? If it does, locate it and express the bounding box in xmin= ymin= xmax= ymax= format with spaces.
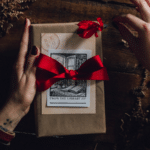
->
xmin=0 ymin=0 xmax=36 ymax=37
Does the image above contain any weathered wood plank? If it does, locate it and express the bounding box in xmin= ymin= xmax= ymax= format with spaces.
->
xmin=105 ymin=0 xmax=133 ymax=4
xmin=23 ymin=0 xmax=138 ymax=23
xmin=62 ymin=0 xmax=133 ymax=5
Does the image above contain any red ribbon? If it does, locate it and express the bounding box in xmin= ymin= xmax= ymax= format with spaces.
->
xmin=35 ymin=54 xmax=109 ymax=92
xmin=77 ymin=17 xmax=104 ymax=38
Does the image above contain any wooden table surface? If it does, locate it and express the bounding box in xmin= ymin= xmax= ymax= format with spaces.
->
xmin=1 ymin=0 xmax=150 ymax=150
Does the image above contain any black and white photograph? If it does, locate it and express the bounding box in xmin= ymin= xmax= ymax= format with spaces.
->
xmin=50 ymin=53 xmax=87 ymax=97
xmin=46 ymin=49 xmax=91 ymax=107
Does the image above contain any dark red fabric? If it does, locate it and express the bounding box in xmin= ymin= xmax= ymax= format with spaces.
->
xmin=36 ymin=54 xmax=109 ymax=91
xmin=0 ymin=130 xmax=15 ymax=142
xmin=77 ymin=17 xmax=103 ymax=38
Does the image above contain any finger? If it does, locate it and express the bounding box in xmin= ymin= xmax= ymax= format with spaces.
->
xmin=115 ymin=22 xmax=138 ymax=52
xmin=145 ymin=0 xmax=150 ymax=7
xmin=25 ymin=46 xmax=40 ymax=75
xmin=130 ymin=0 xmax=150 ymax=22
xmin=113 ymin=14 xmax=146 ymax=33
xmin=15 ymin=18 xmax=31 ymax=79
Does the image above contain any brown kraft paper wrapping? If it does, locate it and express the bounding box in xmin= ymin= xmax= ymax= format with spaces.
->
xmin=31 ymin=22 xmax=106 ymax=137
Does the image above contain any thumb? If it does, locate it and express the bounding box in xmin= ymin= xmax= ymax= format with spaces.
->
xmin=25 ymin=46 xmax=40 ymax=74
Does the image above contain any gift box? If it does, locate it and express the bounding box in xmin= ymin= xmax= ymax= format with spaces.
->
xmin=31 ymin=21 xmax=106 ymax=137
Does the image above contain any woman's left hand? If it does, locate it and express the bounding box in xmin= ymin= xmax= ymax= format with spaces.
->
xmin=0 ymin=18 xmax=40 ymax=131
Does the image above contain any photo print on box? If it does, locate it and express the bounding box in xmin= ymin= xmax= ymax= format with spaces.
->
xmin=50 ymin=53 xmax=87 ymax=97
xmin=46 ymin=50 xmax=91 ymax=107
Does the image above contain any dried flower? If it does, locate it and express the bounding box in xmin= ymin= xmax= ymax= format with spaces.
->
xmin=0 ymin=0 xmax=36 ymax=37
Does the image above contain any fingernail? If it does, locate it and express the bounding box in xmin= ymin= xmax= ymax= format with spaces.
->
xmin=112 ymin=21 xmax=119 ymax=30
xmin=31 ymin=46 xmax=37 ymax=55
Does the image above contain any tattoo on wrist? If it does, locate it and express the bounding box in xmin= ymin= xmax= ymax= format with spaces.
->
xmin=3 ymin=119 xmax=13 ymax=126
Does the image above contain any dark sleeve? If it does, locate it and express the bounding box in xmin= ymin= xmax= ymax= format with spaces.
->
xmin=0 ymin=140 xmax=10 ymax=150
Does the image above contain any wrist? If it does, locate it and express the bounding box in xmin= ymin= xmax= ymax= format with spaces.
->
xmin=0 ymin=100 xmax=28 ymax=131
xmin=0 ymin=125 xmax=15 ymax=143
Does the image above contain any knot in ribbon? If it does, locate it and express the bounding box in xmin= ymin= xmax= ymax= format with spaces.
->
xmin=65 ymin=70 xmax=78 ymax=79
xmin=35 ymin=54 xmax=109 ymax=92
xmin=77 ymin=17 xmax=103 ymax=38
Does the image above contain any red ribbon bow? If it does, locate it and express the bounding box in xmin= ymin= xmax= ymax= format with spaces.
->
xmin=36 ymin=54 xmax=109 ymax=92
xmin=77 ymin=17 xmax=103 ymax=38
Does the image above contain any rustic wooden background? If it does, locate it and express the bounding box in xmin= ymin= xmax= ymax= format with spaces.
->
xmin=1 ymin=0 xmax=150 ymax=150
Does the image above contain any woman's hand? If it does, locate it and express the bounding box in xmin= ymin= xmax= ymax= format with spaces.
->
xmin=0 ymin=18 xmax=40 ymax=131
xmin=113 ymin=0 xmax=150 ymax=70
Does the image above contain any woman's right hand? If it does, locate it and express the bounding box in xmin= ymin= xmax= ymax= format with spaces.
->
xmin=113 ymin=0 xmax=150 ymax=70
